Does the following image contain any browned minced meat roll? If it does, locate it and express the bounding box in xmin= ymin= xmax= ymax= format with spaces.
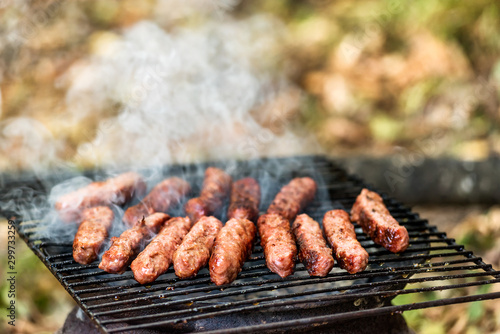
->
xmin=227 ymin=177 xmax=261 ymax=222
xmin=351 ymin=189 xmax=409 ymax=253
xmin=123 ymin=177 xmax=191 ymax=227
xmin=56 ymin=172 xmax=147 ymax=223
xmin=292 ymin=214 xmax=334 ymax=277
xmin=257 ymin=214 xmax=297 ymax=278
xmin=184 ymin=167 xmax=232 ymax=224
xmin=130 ymin=217 xmax=191 ymax=284
xmin=173 ymin=216 xmax=223 ymax=279
xmin=323 ymin=210 xmax=369 ymax=274
xmin=99 ymin=213 xmax=171 ymax=274
xmin=73 ymin=206 xmax=114 ymax=265
xmin=267 ymin=177 xmax=317 ymax=221
xmin=209 ymin=218 xmax=256 ymax=285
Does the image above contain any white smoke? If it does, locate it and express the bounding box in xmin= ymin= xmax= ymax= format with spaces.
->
xmin=154 ymin=0 xmax=242 ymax=21
xmin=61 ymin=16 xmax=320 ymax=168
xmin=1 ymin=13 xmax=327 ymax=234
xmin=0 ymin=117 xmax=63 ymax=171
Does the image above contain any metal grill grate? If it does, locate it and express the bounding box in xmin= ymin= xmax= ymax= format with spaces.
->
xmin=7 ymin=156 xmax=500 ymax=333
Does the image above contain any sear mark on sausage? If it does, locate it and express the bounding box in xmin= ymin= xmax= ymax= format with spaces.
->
xmin=56 ymin=172 xmax=146 ymax=223
xmin=173 ymin=216 xmax=223 ymax=279
xmin=123 ymin=177 xmax=190 ymax=227
xmin=99 ymin=212 xmax=170 ymax=274
xmin=130 ymin=216 xmax=191 ymax=284
xmin=292 ymin=214 xmax=334 ymax=277
xmin=267 ymin=177 xmax=317 ymax=221
xmin=185 ymin=167 xmax=232 ymax=224
xmin=351 ymin=189 xmax=409 ymax=253
xmin=323 ymin=209 xmax=369 ymax=274
xmin=209 ymin=218 xmax=256 ymax=285
xmin=258 ymin=213 xmax=297 ymax=278
xmin=73 ymin=206 xmax=115 ymax=265
xmin=227 ymin=177 xmax=261 ymax=223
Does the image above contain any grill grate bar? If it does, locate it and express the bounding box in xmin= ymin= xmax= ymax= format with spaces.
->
xmin=45 ymin=253 xmax=76 ymax=260
xmin=59 ymin=233 xmax=452 ymax=283
xmin=90 ymin=267 xmax=499 ymax=315
xmin=100 ymin=277 xmax=500 ymax=326
xmin=404 ymin=226 xmax=434 ymax=232
xmin=193 ymin=291 xmax=500 ymax=334
xmin=60 ymin=250 xmax=474 ymax=282
xmin=236 ymin=244 xmax=465 ymax=262
xmin=73 ymin=257 xmax=476 ymax=295
xmin=78 ymin=262 xmax=490 ymax=302
xmin=368 ymin=251 xmax=473 ymax=263
xmin=359 ymin=238 xmax=454 ymax=247
xmin=104 ymin=278 xmax=500 ymax=332
xmin=49 ymin=239 xmax=456 ymax=274
xmin=37 ymin=231 xmax=447 ymax=249
xmin=355 ymin=232 xmax=443 ymax=241
xmin=61 ymin=270 xmax=110 ymax=280
xmin=50 ymin=238 xmax=450 ymax=269
xmin=57 ymin=245 xmax=463 ymax=279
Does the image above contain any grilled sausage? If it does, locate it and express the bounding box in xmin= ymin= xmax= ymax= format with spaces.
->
xmin=351 ymin=189 xmax=409 ymax=253
xmin=185 ymin=167 xmax=232 ymax=224
xmin=130 ymin=217 xmax=191 ymax=284
xmin=73 ymin=206 xmax=114 ymax=265
xmin=227 ymin=177 xmax=261 ymax=222
xmin=257 ymin=213 xmax=297 ymax=278
xmin=173 ymin=216 xmax=223 ymax=279
xmin=267 ymin=177 xmax=317 ymax=221
xmin=99 ymin=213 xmax=171 ymax=274
xmin=56 ymin=172 xmax=146 ymax=223
xmin=292 ymin=214 xmax=334 ymax=277
xmin=351 ymin=189 xmax=384 ymax=223
xmin=209 ymin=218 xmax=256 ymax=285
xmin=123 ymin=177 xmax=190 ymax=227
xmin=323 ymin=210 xmax=369 ymax=274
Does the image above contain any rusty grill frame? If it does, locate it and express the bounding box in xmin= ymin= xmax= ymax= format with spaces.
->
xmin=4 ymin=156 xmax=500 ymax=333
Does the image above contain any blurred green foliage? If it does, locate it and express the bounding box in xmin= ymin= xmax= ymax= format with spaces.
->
xmin=0 ymin=221 xmax=75 ymax=333
xmin=238 ymin=0 xmax=500 ymax=158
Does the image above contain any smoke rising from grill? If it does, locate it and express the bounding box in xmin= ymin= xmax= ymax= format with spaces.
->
xmin=1 ymin=14 xmax=330 ymax=244
xmin=62 ymin=16 xmax=320 ymax=168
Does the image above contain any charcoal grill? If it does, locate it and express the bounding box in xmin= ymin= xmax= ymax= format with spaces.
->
xmin=3 ymin=155 xmax=500 ymax=333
